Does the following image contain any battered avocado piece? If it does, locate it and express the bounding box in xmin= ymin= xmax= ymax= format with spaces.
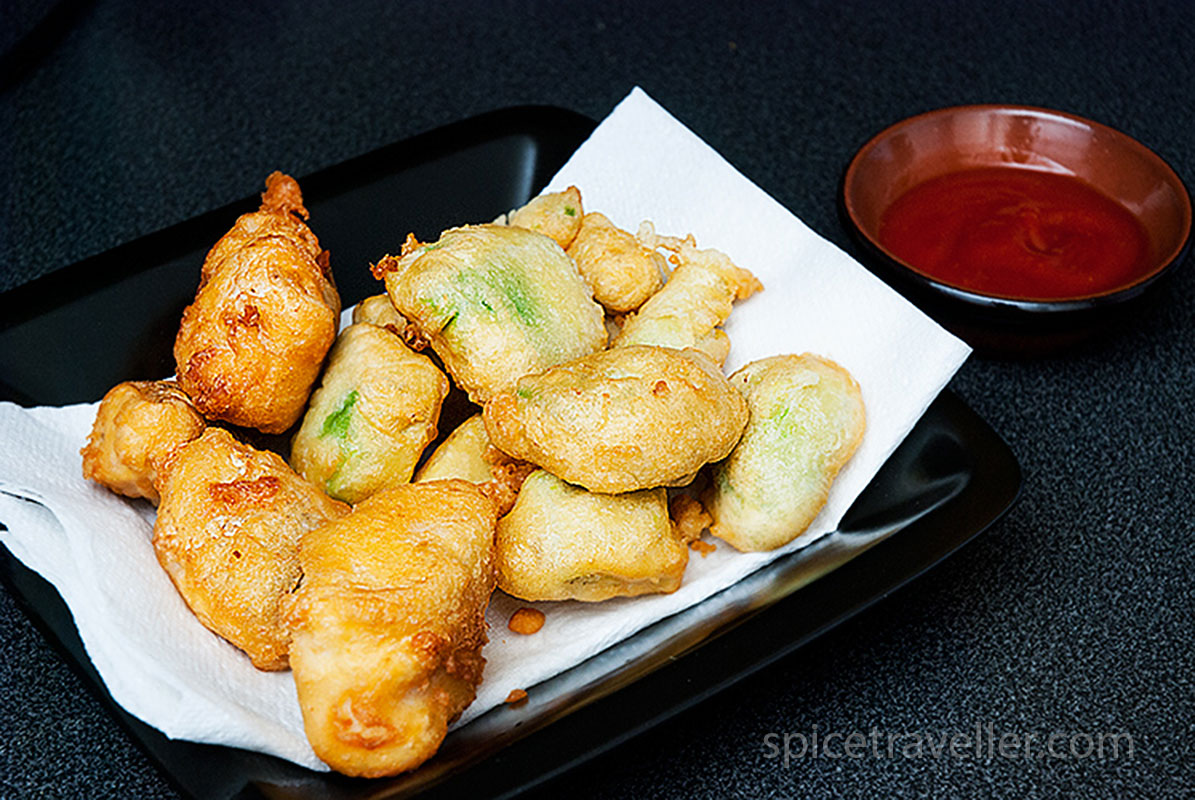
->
xmin=375 ymin=224 xmax=606 ymax=404
xmin=482 ymin=345 xmax=748 ymax=493
xmin=495 ymin=470 xmax=687 ymax=602
xmin=290 ymin=323 xmax=449 ymax=504
xmin=705 ymin=354 xmax=865 ymax=552
xmin=414 ymin=414 xmax=494 ymax=485
xmin=507 ymin=186 xmax=584 ymax=249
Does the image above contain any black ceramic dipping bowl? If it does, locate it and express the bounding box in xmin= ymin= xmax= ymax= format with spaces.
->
xmin=840 ymin=105 xmax=1192 ymax=355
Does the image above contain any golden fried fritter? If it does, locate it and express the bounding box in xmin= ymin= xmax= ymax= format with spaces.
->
xmin=495 ymin=470 xmax=687 ymax=602
xmin=414 ymin=414 xmax=494 ymax=485
xmin=507 ymin=186 xmax=584 ymax=250
xmin=566 ymin=213 xmax=666 ymax=313
xmin=414 ymin=414 xmax=535 ymax=515
xmin=483 ymin=345 xmax=749 ymax=493
xmin=290 ymin=321 xmax=449 ymax=504
xmin=201 ymin=172 xmax=322 ymax=284
xmin=613 ymin=226 xmax=761 ymax=366
xmin=153 ymin=428 xmax=349 ymax=670
xmin=174 ymin=172 xmax=340 ymax=434
xmin=80 ymin=380 xmax=206 ymax=504
xmin=282 ymin=481 xmax=497 ymax=777
xmin=351 ymin=293 xmax=409 ymax=330
xmin=706 ymin=354 xmax=865 ymax=552
xmin=373 ymin=224 xmax=606 ymax=404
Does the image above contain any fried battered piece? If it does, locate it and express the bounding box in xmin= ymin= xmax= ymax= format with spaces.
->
xmin=414 ymin=415 xmax=494 ymax=484
xmin=496 ymin=470 xmax=687 ymax=602
xmin=351 ymin=293 xmax=409 ymax=330
xmin=201 ymin=172 xmax=322 ymax=284
xmin=80 ymin=380 xmax=206 ymax=504
xmin=706 ymin=354 xmax=866 ymax=552
xmin=290 ymin=321 xmax=449 ymax=504
xmin=414 ymin=414 xmax=535 ymax=515
xmin=373 ymin=224 xmax=606 ymax=404
xmin=483 ymin=345 xmax=749 ymax=493
xmin=153 ymin=428 xmax=349 ymax=669
xmin=566 ymin=212 xmax=666 ymax=313
xmin=613 ymin=225 xmax=762 ymax=366
xmin=175 ymin=172 xmax=341 ymax=433
xmin=282 ymin=481 xmax=497 ymax=777
xmin=507 ymin=186 xmax=584 ymax=250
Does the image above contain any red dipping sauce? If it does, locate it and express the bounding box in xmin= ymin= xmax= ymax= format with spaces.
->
xmin=878 ymin=167 xmax=1153 ymax=300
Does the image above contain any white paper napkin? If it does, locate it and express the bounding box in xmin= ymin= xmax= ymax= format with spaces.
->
xmin=0 ymin=87 xmax=970 ymax=771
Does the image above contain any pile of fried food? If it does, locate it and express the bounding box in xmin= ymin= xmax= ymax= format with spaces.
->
xmin=79 ymin=173 xmax=865 ymax=777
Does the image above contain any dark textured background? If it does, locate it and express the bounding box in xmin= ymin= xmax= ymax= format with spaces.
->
xmin=2 ymin=1 xmax=1192 ymax=798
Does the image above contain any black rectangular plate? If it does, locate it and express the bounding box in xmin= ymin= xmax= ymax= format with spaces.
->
xmin=0 ymin=106 xmax=1021 ymax=800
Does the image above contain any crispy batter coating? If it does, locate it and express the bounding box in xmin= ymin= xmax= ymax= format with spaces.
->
xmin=80 ymin=380 xmax=206 ymax=503
xmin=476 ymin=448 xmax=538 ymax=517
xmin=351 ymin=293 xmax=409 ymax=330
xmin=414 ymin=414 xmax=535 ymax=515
xmin=483 ymin=345 xmax=749 ymax=493
xmin=201 ymin=172 xmax=322 ymax=284
xmin=152 ymin=428 xmax=349 ymax=670
xmin=281 ymin=481 xmax=497 ymax=777
xmin=290 ymin=322 xmax=449 ymax=503
xmin=507 ymin=186 xmax=584 ymax=250
xmin=175 ymin=172 xmax=340 ymax=433
xmin=414 ymin=414 xmax=494 ymax=485
xmin=613 ymin=226 xmax=761 ymax=366
xmin=373 ymin=224 xmax=606 ymax=404
xmin=706 ymin=354 xmax=865 ymax=552
xmin=566 ymin=212 xmax=666 ymax=313
xmin=669 ymin=492 xmax=713 ymax=544
xmin=495 ymin=470 xmax=687 ymax=602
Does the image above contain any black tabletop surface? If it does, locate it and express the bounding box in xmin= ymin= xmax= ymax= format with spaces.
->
xmin=2 ymin=1 xmax=1192 ymax=798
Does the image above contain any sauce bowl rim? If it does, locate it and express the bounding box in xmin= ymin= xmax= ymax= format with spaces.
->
xmin=840 ymin=103 xmax=1193 ymax=311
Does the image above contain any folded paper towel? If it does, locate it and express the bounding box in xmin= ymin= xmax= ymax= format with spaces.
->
xmin=0 ymin=87 xmax=970 ymax=772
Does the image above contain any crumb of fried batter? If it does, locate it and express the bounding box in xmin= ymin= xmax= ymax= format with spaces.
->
xmin=508 ymin=607 xmax=546 ymax=635
xmin=477 ymin=449 xmax=537 ymax=516
xmin=260 ymin=171 xmax=309 ymax=219
xmin=399 ymin=232 xmax=423 ymax=257
xmin=398 ymin=319 xmax=430 ymax=351
xmin=690 ymin=539 xmax=717 ymax=557
xmin=669 ymin=492 xmax=712 ymax=543
xmin=369 ymin=254 xmax=401 ymax=280
xmin=505 ymin=688 xmax=529 ymax=706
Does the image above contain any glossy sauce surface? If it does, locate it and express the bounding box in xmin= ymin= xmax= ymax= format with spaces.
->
xmin=878 ymin=167 xmax=1152 ymax=300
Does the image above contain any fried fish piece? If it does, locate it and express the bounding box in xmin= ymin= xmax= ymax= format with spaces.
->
xmin=373 ymin=224 xmax=606 ymax=404
xmin=174 ymin=172 xmax=341 ymax=433
xmin=566 ymin=212 xmax=666 ymax=313
xmin=290 ymin=320 xmax=449 ymax=504
xmin=706 ymin=354 xmax=865 ymax=552
xmin=496 ymin=470 xmax=687 ymax=602
xmin=282 ymin=481 xmax=497 ymax=777
xmin=80 ymin=380 xmax=206 ymax=503
xmin=613 ymin=226 xmax=761 ymax=366
xmin=507 ymin=186 xmax=584 ymax=250
xmin=153 ymin=428 xmax=349 ymax=670
xmin=483 ymin=345 xmax=749 ymax=493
